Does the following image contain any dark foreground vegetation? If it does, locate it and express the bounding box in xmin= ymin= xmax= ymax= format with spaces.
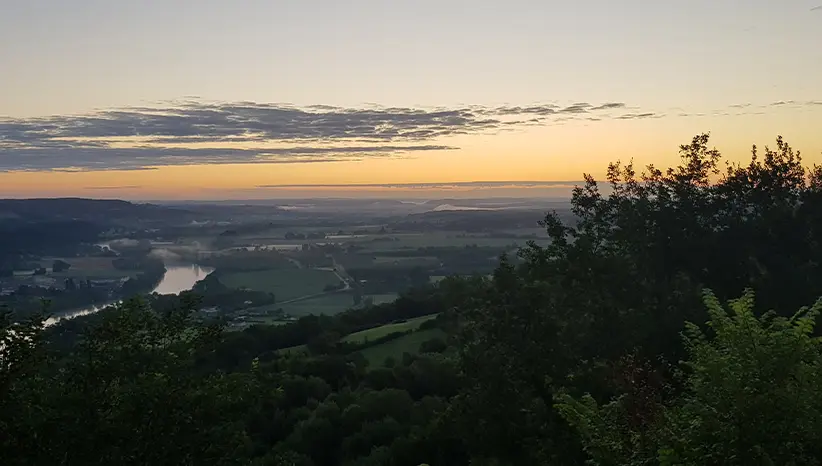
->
xmin=4 ymin=133 xmax=822 ymax=465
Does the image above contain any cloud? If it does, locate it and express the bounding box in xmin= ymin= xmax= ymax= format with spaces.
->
xmin=84 ymin=185 xmax=142 ymax=190
xmin=0 ymin=99 xmax=644 ymax=171
xmin=615 ymin=112 xmax=659 ymax=120
xmin=811 ymin=5 xmax=821 ymax=11
xmin=256 ymin=181 xmax=582 ymax=190
xmin=676 ymin=100 xmax=822 ymax=118
xmin=591 ymin=103 xmax=626 ymax=111
xmin=0 ymin=145 xmax=456 ymax=172
xmin=559 ymin=103 xmax=592 ymax=114
xmin=488 ymin=104 xmax=559 ymax=116
xmin=764 ymin=100 xmax=822 ymax=109
xmin=4 ymin=98 xmax=816 ymax=172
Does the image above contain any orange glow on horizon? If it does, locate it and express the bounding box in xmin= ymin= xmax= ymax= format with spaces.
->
xmin=2 ymin=114 xmax=821 ymax=199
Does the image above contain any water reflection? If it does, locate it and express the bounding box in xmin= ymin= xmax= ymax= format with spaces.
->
xmin=44 ymin=305 xmax=104 ymax=326
xmin=151 ymin=264 xmax=214 ymax=295
xmin=44 ymin=263 xmax=214 ymax=326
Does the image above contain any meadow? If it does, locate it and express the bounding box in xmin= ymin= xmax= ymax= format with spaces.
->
xmin=215 ymin=226 xmax=544 ymax=253
xmin=279 ymin=292 xmax=355 ymax=317
xmin=243 ymin=316 xmax=293 ymax=326
xmin=276 ymin=344 xmax=308 ymax=355
xmin=342 ymin=314 xmax=439 ymax=344
xmin=274 ymin=324 xmax=445 ymax=366
xmin=190 ymin=223 xmax=545 ymax=328
xmin=218 ymin=268 xmax=342 ymax=302
xmin=41 ymin=257 xmax=139 ymax=279
xmin=356 ymin=232 xmax=530 ymax=252
xmin=366 ymin=293 xmax=399 ymax=305
xmin=369 ymin=256 xmax=440 ymax=268
xmin=358 ymin=328 xmax=446 ymax=368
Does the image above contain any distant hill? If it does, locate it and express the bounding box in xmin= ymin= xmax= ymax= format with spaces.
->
xmin=0 ymin=198 xmax=192 ymax=225
xmin=0 ymin=198 xmax=198 ymax=263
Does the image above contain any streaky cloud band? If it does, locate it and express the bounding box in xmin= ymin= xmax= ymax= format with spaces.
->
xmin=0 ymin=98 xmax=702 ymax=171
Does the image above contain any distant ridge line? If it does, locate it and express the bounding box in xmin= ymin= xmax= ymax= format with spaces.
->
xmin=254 ymin=181 xmax=584 ymax=189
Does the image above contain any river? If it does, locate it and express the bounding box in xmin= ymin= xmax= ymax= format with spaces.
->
xmin=44 ymin=263 xmax=215 ymax=326
xmin=149 ymin=264 xmax=215 ymax=295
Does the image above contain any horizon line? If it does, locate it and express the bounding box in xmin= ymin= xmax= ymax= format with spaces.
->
xmin=252 ymin=180 xmax=584 ymax=189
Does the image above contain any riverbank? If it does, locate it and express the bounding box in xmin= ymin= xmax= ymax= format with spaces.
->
xmin=44 ymin=264 xmax=214 ymax=326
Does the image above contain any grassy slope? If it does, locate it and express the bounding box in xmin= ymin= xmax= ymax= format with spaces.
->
xmin=275 ymin=324 xmax=445 ymax=362
xmin=342 ymin=314 xmax=439 ymax=344
xmin=358 ymin=328 xmax=446 ymax=368
xmin=276 ymin=344 xmax=308 ymax=355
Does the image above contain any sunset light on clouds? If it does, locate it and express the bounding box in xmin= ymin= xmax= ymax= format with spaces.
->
xmin=2 ymin=0 xmax=821 ymax=199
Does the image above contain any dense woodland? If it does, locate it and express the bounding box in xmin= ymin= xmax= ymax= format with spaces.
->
xmin=5 ymin=133 xmax=822 ymax=465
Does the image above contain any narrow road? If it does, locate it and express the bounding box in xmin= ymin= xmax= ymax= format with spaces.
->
xmin=276 ymin=254 xmax=351 ymax=305
xmin=286 ymin=257 xmax=304 ymax=269
xmin=276 ymin=287 xmax=349 ymax=305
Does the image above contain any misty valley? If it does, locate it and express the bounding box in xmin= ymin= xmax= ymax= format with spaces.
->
xmin=1 ymin=197 xmax=565 ymax=329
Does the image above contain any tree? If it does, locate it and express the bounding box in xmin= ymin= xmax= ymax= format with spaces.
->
xmin=52 ymin=259 xmax=71 ymax=273
xmin=453 ymin=134 xmax=822 ymax=464
xmin=1 ymin=297 xmax=273 ymax=465
xmin=0 ymin=310 xmax=47 ymax=419
xmin=557 ymin=289 xmax=822 ymax=466
xmin=418 ymin=337 xmax=447 ymax=354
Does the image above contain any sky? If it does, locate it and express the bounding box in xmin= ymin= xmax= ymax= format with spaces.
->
xmin=1 ymin=0 xmax=821 ymax=200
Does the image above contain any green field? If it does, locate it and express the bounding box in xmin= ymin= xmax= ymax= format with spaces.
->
xmin=343 ymin=314 xmax=438 ymax=344
xmin=41 ymin=257 xmax=138 ymax=279
xmin=371 ymin=256 xmax=440 ymax=266
xmin=366 ymin=293 xmax=399 ymax=305
xmin=499 ymin=227 xmax=550 ymax=237
xmin=358 ymin=328 xmax=446 ymax=367
xmin=279 ymin=292 xmax=355 ymax=316
xmin=239 ymin=292 xmax=355 ymax=321
xmin=219 ymin=268 xmax=342 ymax=301
xmin=430 ymin=274 xmax=492 ymax=284
xmin=359 ymin=232 xmax=529 ymax=252
xmin=242 ymin=303 xmax=283 ymax=314
xmin=276 ymin=344 xmax=308 ymax=355
xmin=214 ymin=229 xmax=544 ymax=258
xmin=240 ymin=302 xmax=290 ymax=324
xmin=244 ymin=316 xmax=293 ymax=326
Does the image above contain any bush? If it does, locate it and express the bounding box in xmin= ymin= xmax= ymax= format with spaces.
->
xmin=557 ymin=289 xmax=822 ymax=466
xmin=419 ymin=337 xmax=447 ymax=354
